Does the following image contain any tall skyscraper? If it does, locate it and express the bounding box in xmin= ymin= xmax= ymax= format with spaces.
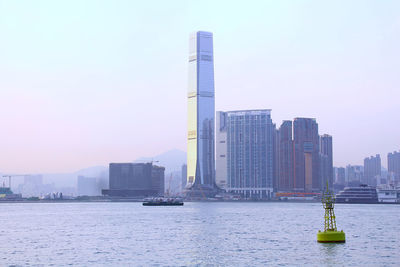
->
xmin=278 ymin=120 xmax=293 ymax=191
xmin=320 ymin=134 xmax=333 ymax=188
xmin=293 ymin=118 xmax=320 ymax=191
xmin=216 ymin=110 xmax=275 ymax=199
xmin=388 ymin=151 xmax=400 ymax=184
xmin=364 ymin=155 xmax=381 ymax=186
xmin=186 ymin=31 xmax=216 ymax=196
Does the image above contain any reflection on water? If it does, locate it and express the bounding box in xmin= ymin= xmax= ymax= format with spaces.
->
xmin=0 ymin=202 xmax=398 ymax=266
xmin=319 ymin=242 xmax=344 ymax=265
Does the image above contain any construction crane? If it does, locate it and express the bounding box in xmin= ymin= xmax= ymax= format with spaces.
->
xmin=134 ymin=159 xmax=160 ymax=165
xmin=165 ymin=174 xmax=173 ymax=197
xmin=2 ymin=174 xmax=29 ymax=189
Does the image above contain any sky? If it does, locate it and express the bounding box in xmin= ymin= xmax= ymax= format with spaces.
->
xmin=0 ymin=0 xmax=399 ymax=173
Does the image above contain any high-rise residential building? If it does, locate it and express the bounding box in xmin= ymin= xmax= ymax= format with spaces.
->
xmin=379 ymin=167 xmax=388 ymax=185
xmin=102 ymin=163 xmax=164 ymax=197
xmin=345 ymin=165 xmax=364 ymax=186
xmin=364 ymin=155 xmax=381 ymax=186
xmin=320 ymin=134 xmax=333 ymax=188
xmin=215 ymin=111 xmax=228 ymax=189
xmin=293 ymin=118 xmax=320 ymax=191
xmin=319 ymin=153 xmax=329 ymax=188
xmin=388 ymin=151 xmax=400 ymax=184
xmin=278 ymin=120 xmax=293 ymax=191
xmin=216 ymin=109 xmax=275 ymax=199
xmin=335 ymin=167 xmax=345 ymax=185
xmin=186 ymin=31 xmax=216 ymax=197
xmin=273 ymin=126 xmax=279 ymax=191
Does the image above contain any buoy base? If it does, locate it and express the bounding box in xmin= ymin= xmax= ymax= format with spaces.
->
xmin=317 ymin=230 xmax=346 ymax=243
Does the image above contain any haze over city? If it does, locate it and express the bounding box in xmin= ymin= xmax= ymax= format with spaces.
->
xmin=1 ymin=0 xmax=399 ymax=173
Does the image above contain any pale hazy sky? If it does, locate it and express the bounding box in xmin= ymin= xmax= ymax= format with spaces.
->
xmin=0 ymin=0 xmax=399 ymax=173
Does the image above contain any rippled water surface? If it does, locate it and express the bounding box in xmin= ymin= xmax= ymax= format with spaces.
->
xmin=0 ymin=202 xmax=399 ymax=266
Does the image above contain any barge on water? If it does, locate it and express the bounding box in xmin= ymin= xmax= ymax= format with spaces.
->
xmin=142 ymin=197 xmax=184 ymax=206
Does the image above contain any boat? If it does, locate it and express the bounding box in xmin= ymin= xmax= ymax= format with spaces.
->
xmin=142 ymin=197 xmax=184 ymax=206
xmin=335 ymin=184 xmax=378 ymax=204
xmin=377 ymin=188 xmax=400 ymax=203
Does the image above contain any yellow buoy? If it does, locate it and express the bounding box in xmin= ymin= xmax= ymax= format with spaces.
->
xmin=317 ymin=181 xmax=346 ymax=243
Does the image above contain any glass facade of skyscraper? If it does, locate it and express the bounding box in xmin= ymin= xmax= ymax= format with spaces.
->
xmin=186 ymin=31 xmax=216 ymax=191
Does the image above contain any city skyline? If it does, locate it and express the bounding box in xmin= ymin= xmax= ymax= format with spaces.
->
xmin=1 ymin=0 xmax=399 ymax=173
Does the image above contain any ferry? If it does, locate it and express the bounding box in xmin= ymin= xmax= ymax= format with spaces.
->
xmin=377 ymin=188 xmax=400 ymax=203
xmin=335 ymin=184 xmax=378 ymax=204
xmin=142 ymin=197 xmax=184 ymax=206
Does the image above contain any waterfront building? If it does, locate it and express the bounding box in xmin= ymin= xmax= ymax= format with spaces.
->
xmin=388 ymin=150 xmax=400 ymax=184
xmin=102 ymin=163 xmax=165 ymax=197
xmin=215 ymin=111 xmax=228 ymax=189
xmin=320 ymin=134 xmax=333 ymax=188
xmin=186 ymin=31 xmax=217 ymax=197
xmin=277 ymin=120 xmax=293 ymax=191
xmin=293 ymin=118 xmax=320 ymax=191
xmin=364 ymin=155 xmax=381 ymax=186
xmin=217 ymin=109 xmax=275 ymax=199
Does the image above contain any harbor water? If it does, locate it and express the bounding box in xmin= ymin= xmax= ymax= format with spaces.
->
xmin=0 ymin=202 xmax=399 ymax=266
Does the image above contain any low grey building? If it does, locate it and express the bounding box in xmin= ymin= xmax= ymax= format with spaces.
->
xmin=102 ymin=163 xmax=165 ymax=197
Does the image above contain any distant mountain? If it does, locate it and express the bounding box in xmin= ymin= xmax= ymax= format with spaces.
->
xmin=42 ymin=173 xmax=77 ymax=187
xmin=136 ymin=149 xmax=186 ymax=173
xmin=42 ymin=166 xmax=108 ymax=188
xmin=32 ymin=150 xmax=186 ymax=189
